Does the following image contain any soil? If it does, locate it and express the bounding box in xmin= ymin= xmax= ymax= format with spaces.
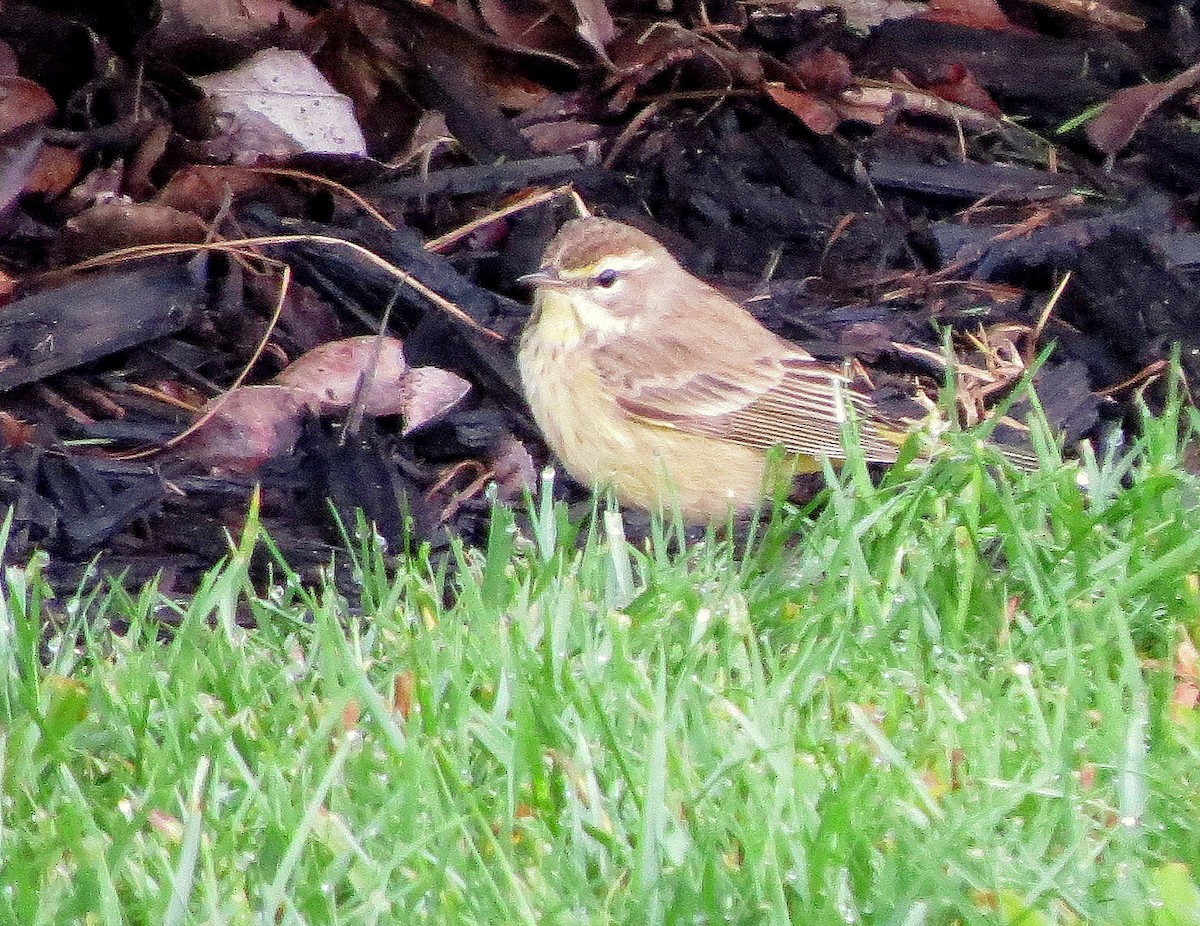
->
xmin=0 ymin=0 xmax=1195 ymax=593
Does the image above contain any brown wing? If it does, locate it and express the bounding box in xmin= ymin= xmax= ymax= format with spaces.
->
xmin=592 ymin=323 xmax=904 ymax=463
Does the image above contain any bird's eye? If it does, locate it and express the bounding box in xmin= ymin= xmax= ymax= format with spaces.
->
xmin=594 ymin=269 xmax=619 ymax=288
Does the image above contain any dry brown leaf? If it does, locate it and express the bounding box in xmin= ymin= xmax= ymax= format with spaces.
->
xmin=792 ymin=0 xmax=923 ymax=29
xmin=1178 ymin=633 xmax=1200 ymax=682
xmin=303 ymin=3 xmax=405 ymax=117
xmin=790 ymin=47 xmax=854 ymax=93
xmin=475 ymin=0 xmax=560 ymax=52
xmin=148 ymin=809 xmax=185 ymax=842
xmin=153 ymin=0 xmax=312 ymax=49
xmin=606 ymin=23 xmax=763 ymax=112
xmin=490 ymin=434 xmax=537 ymax=501
xmin=393 ymin=670 xmax=415 ymax=720
xmin=561 ymin=0 xmax=616 ymax=61
xmin=1024 ymin=0 xmax=1143 ymax=31
xmin=0 ymin=411 xmax=33 ymax=448
xmin=341 ymin=699 xmax=361 ymax=732
xmin=1171 ymin=681 xmax=1199 ymax=721
xmin=57 ymin=202 xmax=209 ymax=263
xmin=0 ymin=39 xmax=19 ymax=77
xmin=1087 ymin=63 xmax=1200 ymax=156
xmin=520 ymin=120 xmax=606 ymax=153
xmin=273 ymin=336 xmax=471 ymax=432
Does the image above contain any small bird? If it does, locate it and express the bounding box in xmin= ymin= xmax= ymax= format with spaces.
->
xmin=517 ymin=216 xmax=1021 ymax=522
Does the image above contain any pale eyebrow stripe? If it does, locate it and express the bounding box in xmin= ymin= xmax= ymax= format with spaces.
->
xmin=561 ymin=251 xmax=655 ymax=278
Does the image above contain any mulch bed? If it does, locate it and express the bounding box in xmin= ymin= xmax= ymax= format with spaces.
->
xmin=0 ymin=0 xmax=1196 ymax=593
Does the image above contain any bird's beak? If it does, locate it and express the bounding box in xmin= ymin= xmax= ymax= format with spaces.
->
xmin=518 ymin=268 xmax=568 ymax=288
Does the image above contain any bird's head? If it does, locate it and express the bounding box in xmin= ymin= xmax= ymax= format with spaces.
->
xmin=520 ymin=217 xmax=684 ymax=341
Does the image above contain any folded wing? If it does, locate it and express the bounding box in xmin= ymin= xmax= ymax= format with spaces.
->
xmin=593 ymin=327 xmax=905 ymax=463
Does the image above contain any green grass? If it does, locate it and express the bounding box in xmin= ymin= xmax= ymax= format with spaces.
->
xmin=3 ymin=395 xmax=1200 ymax=924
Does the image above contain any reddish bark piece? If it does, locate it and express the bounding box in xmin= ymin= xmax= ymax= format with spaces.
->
xmin=765 ymin=84 xmax=840 ymax=136
xmin=792 ymin=47 xmax=853 ymax=93
xmin=0 ymin=76 xmax=55 ymax=135
xmin=920 ymin=0 xmax=1016 ymax=31
xmin=24 ymin=145 xmax=84 ymax=199
xmin=924 ymin=64 xmax=1002 ymax=118
xmin=1087 ymin=63 xmax=1200 ymax=156
xmin=156 ymin=165 xmax=272 ymax=221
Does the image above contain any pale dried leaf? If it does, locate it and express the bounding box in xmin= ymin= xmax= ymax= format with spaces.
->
xmin=490 ymin=435 xmax=537 ymax=501
xmin=183 ymin=385 xmax=320 ymax=474
xmin=791 ymin=0 xmax=923 ymax=29
xmin=196 ymin=48 xmax=367 ymax=159
xmin=568 ymin=0 xmax=616 ymax=60
xmin=401 ymin=367 xmax=472 ymax=434
xmin=274 ymin=336 xmax=410 ymax=416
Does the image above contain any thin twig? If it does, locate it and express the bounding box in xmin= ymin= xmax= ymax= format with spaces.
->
xmin=58 ymin=234 xmax=503 ymax=340
xmin=424 ymin=184 xmax=576 ymax=252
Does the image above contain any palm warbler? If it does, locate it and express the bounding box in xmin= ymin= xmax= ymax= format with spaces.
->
xmin=518 ymin=216 xmax=1015 ymax=522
